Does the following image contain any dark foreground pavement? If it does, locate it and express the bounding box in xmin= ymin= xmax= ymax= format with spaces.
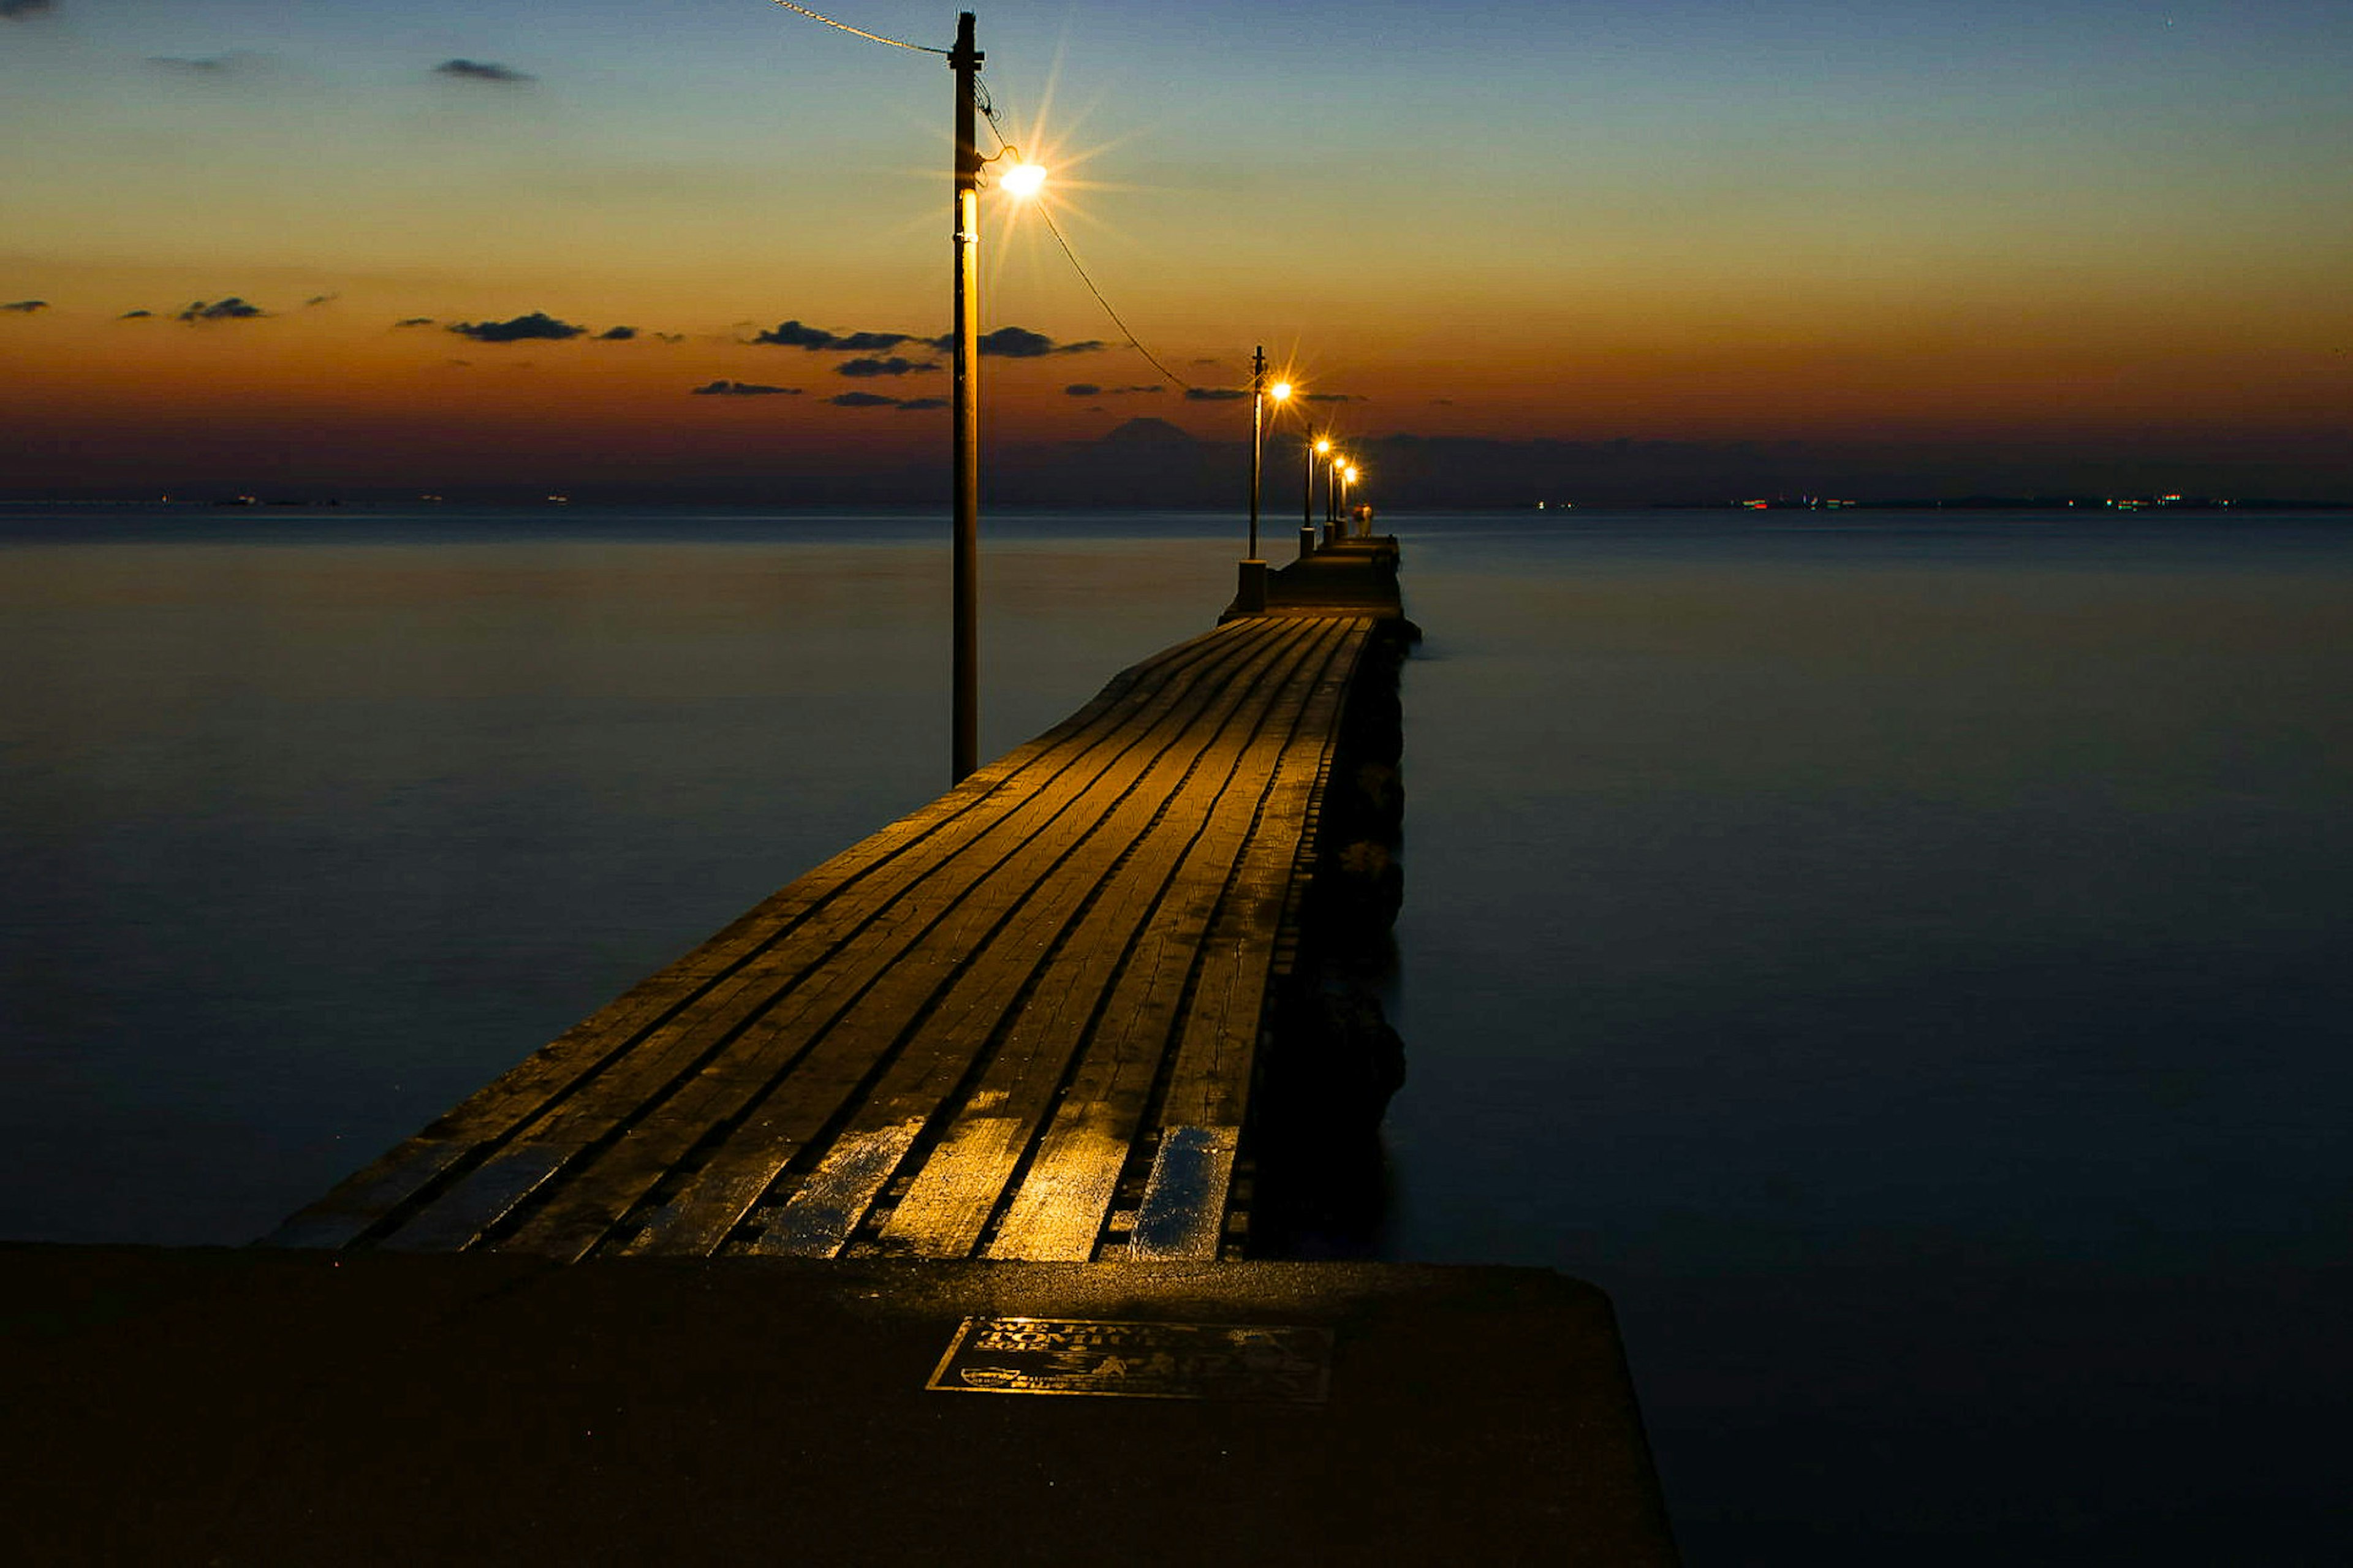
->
xmin=2 ymin=1246 xmax=1674 ymax=1566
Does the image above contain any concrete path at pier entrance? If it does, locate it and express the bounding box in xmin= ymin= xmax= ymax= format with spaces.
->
xmin=2 ymin=1244 xmax=1677 ymax=1566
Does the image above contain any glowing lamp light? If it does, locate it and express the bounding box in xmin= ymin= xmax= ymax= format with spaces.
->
xmin=999 ymin=160 xmax=1048 ymax=199
xmin=1269 ymin=381 xmax=1293 ymax=403
xmin=1315 ymin=437 xmax=1332 ymax=455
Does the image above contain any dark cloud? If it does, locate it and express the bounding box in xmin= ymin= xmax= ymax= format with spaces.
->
xmin=751 ymin=319 xmax=839 ymax=349
xmin=1064 ymin=382 xmax=1162 ymax=396
xmin=1183 ymin=387 xmax=1249 ymax=401
xmin=895 ymin=396 xmax=948 ymax=411
xmin=147 ymin=55 xmax=233 ymax=73
xmin=950 ymin=325 xmax=1105 ymax=358
xmin=1302 ymin=392 xmax=1360 ymax=403
xmin=436 ymin=59 xmax=534 ymax=84
xmin=836 ymin=356 xmax=936 ymax=378
xmin=447 ymin=311 xmax=586 ymax=343
xmin=304 ymin=292 xmax=338 ymax=308
xmin=691 ymin=379 xmax=799 ymax=396
xmin=2 ymin=298 xmax=47 ymax=314
xmin=756 ymin=319 xmax=1099 ymax=360
xmin=393 ymin=316 xmax=436 ymax=328
xmin=1192 ymin=357 xmax=1222 ymax=366
xmin=2 ymin=0 xmax=56 ymax=18
xmin=828 ymin=392 xmax=900 ymax=408
xmin=750 ymin=320 xmax=930 ymax=352
xmin=176 ymin=297 xmax=265 ymax=322
xmin=1064 ymin=383 xmax=1101 ymax=398
xmin=597 ymin=325 xmax=638 ymax=341
xmin=119 ymin=309 xmax=154 ymax=319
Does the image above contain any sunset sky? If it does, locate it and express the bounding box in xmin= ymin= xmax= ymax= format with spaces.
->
xmin=6 ymin=0 xmax=2351 ymax=501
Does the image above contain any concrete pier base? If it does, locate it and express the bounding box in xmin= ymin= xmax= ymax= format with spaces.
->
xmin=1235 ymin=556 xmax=1269 ymax=613
xmin=2 ymin=1244 xmax=1676 ymax=1565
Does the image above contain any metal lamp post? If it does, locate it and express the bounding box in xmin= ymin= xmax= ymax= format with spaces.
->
xmin=944 ymin=12 xmax=1044 ymax=781
xmin=1237 ymin=345 xmax=1270 ymax=612
xmin=1303 ymin=434 xmax=1327 ymax=556
xmin=949 ymin=13 xmax=983 ymax=782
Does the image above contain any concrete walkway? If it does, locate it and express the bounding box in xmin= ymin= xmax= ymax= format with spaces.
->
xmin=4 ymin=1244 xmax=1675 ymax=1565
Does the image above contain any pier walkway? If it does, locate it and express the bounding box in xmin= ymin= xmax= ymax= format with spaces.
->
xmin=270 ymin=546 xmax=1407 ymax=1264
xmin=47 ymin=531 xmax=1680 ymax=1562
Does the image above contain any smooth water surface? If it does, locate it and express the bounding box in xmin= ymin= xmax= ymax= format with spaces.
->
xmin=6 ymin=505 xmax=2349 ymax=1561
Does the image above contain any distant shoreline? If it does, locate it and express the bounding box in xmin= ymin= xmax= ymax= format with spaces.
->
xmin=5 ymin=496 xmax=2351 ymax=514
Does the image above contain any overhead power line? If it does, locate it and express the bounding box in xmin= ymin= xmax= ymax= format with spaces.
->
xmin=765 ymin=0 xmax=947 ymax=55
xmin=767 ymin=6 xmax=1197 ymax=393
xmin=976 ymin=96 xmax=1197 ymax=393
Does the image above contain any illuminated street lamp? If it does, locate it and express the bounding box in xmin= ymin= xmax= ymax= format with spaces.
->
xmin=947 ymin=11 xmax=1045 ymax=783
xmin=998 ymin=157 xmax=1047 ymax=199
xmin=1248 ymin=350 xmax=1289 ymax=561
xmin=1340 ymin=462 xmax=1362 ymax=532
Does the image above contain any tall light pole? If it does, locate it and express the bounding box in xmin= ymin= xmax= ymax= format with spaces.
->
xmin=1264 ymin=376 xmax=1296 ymax=556
xmin=1304 ymin=433 xmax=1327 ymax=556
xmin=1248 ymin=344 xmax=1267 ymax=561
xmin=949 ymin=12 xmax=983 ymax=784
xmin=1308 ymin=436 xmax=1327 ymax=529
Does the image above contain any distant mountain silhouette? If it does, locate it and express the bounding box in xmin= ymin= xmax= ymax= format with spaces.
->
xmin=1096 ymin=415 xmax=1195 ymax=448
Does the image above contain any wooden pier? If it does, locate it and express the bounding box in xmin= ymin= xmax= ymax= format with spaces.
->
xmin=54 ymin=532 xmax=1677 ymax=1563
xmin=268 ymin=538 xmax=1409 ymax=1264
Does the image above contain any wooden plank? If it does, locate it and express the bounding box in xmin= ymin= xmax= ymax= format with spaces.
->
xmin=374 ymin=1142 xmax=577 ymax=1252
xmin=255 ymin=1138 xmax=470 ymax=1251
xmin=1127 ymin=1124 xmax=1240 ymax=1259
xmin=740 ymin=1122 xmax=923 ymax=1257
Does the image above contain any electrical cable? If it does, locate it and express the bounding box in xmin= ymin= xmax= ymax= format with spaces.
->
xmin=766 ymin=1 xmax=947 ymax=55
xmin=976 ymin=97 xmax=1198 ymax=392
xmin=765 ymin=6 xmax=1199 ymax=394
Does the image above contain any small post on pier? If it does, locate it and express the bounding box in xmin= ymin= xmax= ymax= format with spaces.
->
xmin=949 ymin=12 xmax=983 ymax=784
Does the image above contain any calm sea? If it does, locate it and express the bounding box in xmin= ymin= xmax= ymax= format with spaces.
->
xmin=5 ymin=504 xmax=2348 ymax=1562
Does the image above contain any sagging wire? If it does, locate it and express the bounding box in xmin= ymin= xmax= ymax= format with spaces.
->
xmin=767 ymin=6 xmax=1198 ymax=393
xmin=975 ymin=93 xmax=1197 ymax=393
xmin=766 ymin=0 xmax=947 ymax=55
